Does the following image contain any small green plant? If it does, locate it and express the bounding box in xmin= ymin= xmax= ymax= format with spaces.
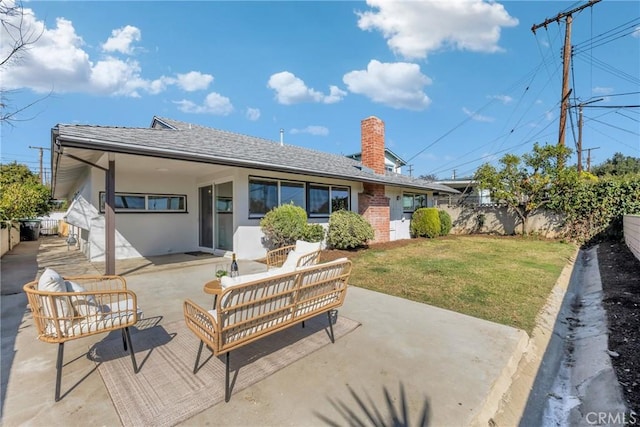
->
xmin=326 ymin=210 xmax=374 ymax=249
xmin=477 ymin=213 xmax=486 ymax=230
xmin=410 ymin=207 xmax=441 ymax=238
xmin=303 ymin=223 xmax=325 ymax=242
xmin=215 ymin=269 xmax=228 ymax=278
xmin=438 ymin=210 xmax=452 ymax=236
xmin=260 ymin=204 xmax=309 ymax=248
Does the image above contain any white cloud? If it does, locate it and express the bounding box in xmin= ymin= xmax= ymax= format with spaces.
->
xmin=593 ymin=86 xmax=613 ymax=95
xmin=343 ymin=60 xmax=431 ymax=110
xmin=175 ymin=71 xmax=214 ymax=91
xmin=490 ymin=94 xmax=512 ymax=104
xmin=0 ymin=7 xmax=217 ymax=100
xmin=633 ymin=26 xmax=640 ymax=38
xmin=267 ymin=71 xmax=346 ymax=105
xmin=357 ymin=0 xmax=518 ymax=60
xmin=101 ymin=25 xmax=141 ymax=55
xmin=174 ymin=92 xmax=233 ymax=115
xmin=290 ymin=126 xmax=329 ymax=136
xmin=463 ymin=107 xmax=494 ymax=122
xmin=246 ymin=107 xmax=261 ymax=121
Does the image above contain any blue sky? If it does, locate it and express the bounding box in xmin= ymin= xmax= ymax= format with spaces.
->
xmin=1 ymin=0 xmax=639 ymax=182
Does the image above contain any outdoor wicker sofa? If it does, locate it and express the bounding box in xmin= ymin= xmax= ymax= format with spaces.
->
xmin=183 ymin=257 xmax=352 ymax=401
xmin=23 ymin=269 xmax=141 ymax=401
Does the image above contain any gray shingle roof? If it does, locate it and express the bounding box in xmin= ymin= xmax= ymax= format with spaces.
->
xmin=53 ymin=116 xmax=458 ymax=193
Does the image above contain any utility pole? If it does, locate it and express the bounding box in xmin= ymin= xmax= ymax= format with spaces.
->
xmin=407 ymin=164 xmax=413 ymax=177
xmin=583 ymin=147 xmax=600 ymax=172
xmin=532 ymin=0 xmax=601 ymax=150
xmin=28 ymin=145 xmax=51 ymax=184
xmin=574 ymin=98 xmax=603 ymax=172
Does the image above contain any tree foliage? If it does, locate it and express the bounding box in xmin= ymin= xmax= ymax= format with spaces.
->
xmin=0 ymin=162 xmax=52 ymax=223
xmin=591 ymin=152 xmax=640 ymax=177
xmin=259 ymin=204 xmax=309 ymax=249
xmin=474 ymin=143 xmax=574 ymax=235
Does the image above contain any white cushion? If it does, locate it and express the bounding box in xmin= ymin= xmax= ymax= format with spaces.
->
xmin=295 ymin=240 xmax=321 ymax=254
xmin=65 ymin=280 xmax=101 ymax=317
xmin=281 ymin=250 xmax=304 ymax=270
xmin=38 ymin=268 xmax=66 ymax=293
xmin=37 ymin=268 xmax=72 ymax=334
xmin=220 ymin=270 xmax=275 ymax=289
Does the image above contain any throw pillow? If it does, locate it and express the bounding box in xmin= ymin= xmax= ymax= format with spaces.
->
xmin=295 ymin=240 xmax=321 ymax=254
xmin=65 ymin=280 xmax=101 ymax=317
xmin=37 ymin=268 xmax=72 ymax=335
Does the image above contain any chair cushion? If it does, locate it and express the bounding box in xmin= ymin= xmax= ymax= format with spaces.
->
xmin=37 ymin=268 xmax=72 ymax=333
xmin=295 ymin=240 xmax=321 ymax=254
xmin=65 ymin=280 xmax=101 ymax=317
xmin=281 ymin=250 xmax=305 ymax=270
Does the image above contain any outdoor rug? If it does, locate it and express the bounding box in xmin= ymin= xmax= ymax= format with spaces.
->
xmin=90 ymin=313 xmax=360 ymax=427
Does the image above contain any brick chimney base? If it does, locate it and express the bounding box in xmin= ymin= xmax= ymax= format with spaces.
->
xmin=358 ymin=183 xmax=390 ymax=243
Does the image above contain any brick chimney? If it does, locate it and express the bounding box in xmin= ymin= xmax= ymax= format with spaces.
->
xmin=361 ymin=116 xmax=385 ymax=174
xmin=358 ymin=116 xmax=390 ymax=242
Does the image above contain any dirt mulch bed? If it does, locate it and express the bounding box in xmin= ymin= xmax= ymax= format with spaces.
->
xmin=598 ymin=240 xmax=640 ymax=413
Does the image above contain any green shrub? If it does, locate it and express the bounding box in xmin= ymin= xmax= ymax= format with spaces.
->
xmin=303 ymin=223 xmax=325 ymax=242
xmin=260 ymin=204 xmax=308 ymax=249
xmin=438 ymin=209 xmax=452 ymax=236
xmin=326 ymin=210 xmax=374 ymax=249
xmin=410 ymin=207 xmax=441 ymax=238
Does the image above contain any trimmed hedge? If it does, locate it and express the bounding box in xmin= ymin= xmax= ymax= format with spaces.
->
xmin=438 ymin=209 xmax=452 ymax=236
xmin=260 ymin=204 xmax=320 ymax=249
xmin=410 ymin=207 xmax=441 ymax=238
xmin=326 ymin=210 xmax=374 ymax=249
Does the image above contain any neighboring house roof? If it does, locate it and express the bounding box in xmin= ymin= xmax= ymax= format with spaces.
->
xmin=52 ymin=116 xmax=458 ymax=197
xmin=345 ymin=148 xmax=407 ymax=167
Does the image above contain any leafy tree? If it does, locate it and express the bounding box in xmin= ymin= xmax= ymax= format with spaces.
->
xmin=474 ymin=143 xmax=573 ymax=235
xmin=419 ymin=173 xmax=438 ymax=182
xmin=591 ymin=153 xmax=640 ymax=177
xmin=0 ymin=162 xmax=52 ymax=223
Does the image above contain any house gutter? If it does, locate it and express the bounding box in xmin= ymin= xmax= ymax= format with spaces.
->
xmin=55 ymin=134 xmax=458 ymax=194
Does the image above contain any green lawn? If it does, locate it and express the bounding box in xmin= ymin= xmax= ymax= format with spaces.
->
xmin=346 ymin=235 xmax=577 ymax=334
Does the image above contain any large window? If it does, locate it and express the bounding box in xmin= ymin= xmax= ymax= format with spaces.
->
xmin=403 ymin=193 xmax=427 ymax=212
xmin=99 ymin=192 xmax=187 ymax=213
xmin=249 ymin=177 xmax=349 ymax=218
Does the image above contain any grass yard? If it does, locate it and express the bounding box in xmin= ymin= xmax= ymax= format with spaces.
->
xmin=338 ymin=235 xmax=577 ymax=334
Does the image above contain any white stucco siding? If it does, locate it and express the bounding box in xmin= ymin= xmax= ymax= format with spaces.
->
xmin=87 ymin=167 xmax=200 ymax=260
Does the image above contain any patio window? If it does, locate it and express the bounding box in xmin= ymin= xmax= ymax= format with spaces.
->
xmin=248 ymin=177 xmax=350 ymax=218
xmin=99 ymin=192 xmax=187 ymax=213
xmin=249 ymin=178 xmax=306 ymax=218
xmin=402 ymin=193 xmax=427 ymax=213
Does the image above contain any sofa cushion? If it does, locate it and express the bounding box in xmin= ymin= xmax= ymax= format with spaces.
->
xmin=38 ymin=268 xmax=67 ymax=293
xmin=220 ymin=270 xmax=275 ymax=289
xmin=65 ymin=280 xmax=101 ymax=317
xmin=281 ymin=250 xmax=305 ymax=270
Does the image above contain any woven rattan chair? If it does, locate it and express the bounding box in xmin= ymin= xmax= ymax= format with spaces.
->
xmin=265 ymin=240 xmax=322 ymax=270
xmin=23 ymin=273 xmax=141 ymax=401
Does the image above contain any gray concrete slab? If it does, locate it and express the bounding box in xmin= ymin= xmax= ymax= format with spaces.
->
xmin=1 ymin=236 xmax=527 ymax=426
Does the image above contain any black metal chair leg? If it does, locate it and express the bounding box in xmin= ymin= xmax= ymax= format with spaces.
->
xmin=55 ymin=343 xmax=64 ymax=402
xmin=121 ymin=329 xmax=128 ymax=351
xmin=225 ymin=352 xmax=231 ymax=402
xmin=327 ymin=311 xmax=335 ymax=343
xmin=194 ymin=340 xmax=204 ymax=374
xmin=302 ymin=320 xmax=305 ymax=328
xmin=123 ymin=327 xmax=138 ymax=373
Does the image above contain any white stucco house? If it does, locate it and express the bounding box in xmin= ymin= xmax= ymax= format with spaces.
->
xmin=51 ymin=115 xmax=458 ymax=263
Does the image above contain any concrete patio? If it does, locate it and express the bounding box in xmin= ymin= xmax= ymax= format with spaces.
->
xmin=2 ymin=236 xmax=530 ymax=426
